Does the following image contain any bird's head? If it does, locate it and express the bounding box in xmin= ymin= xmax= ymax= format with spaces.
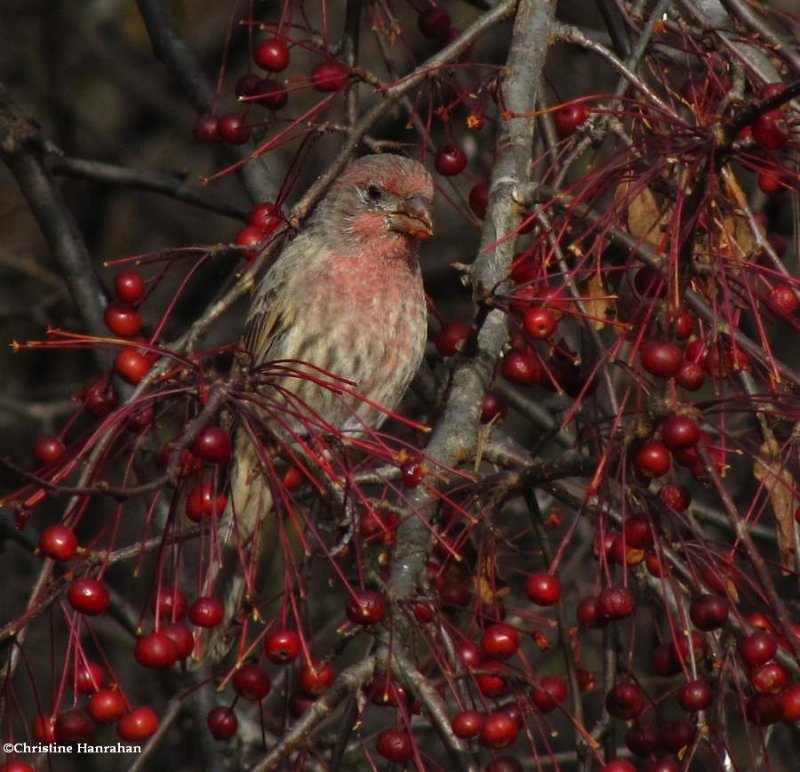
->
xmin=312 ymin=155 xmax=435 ymax=259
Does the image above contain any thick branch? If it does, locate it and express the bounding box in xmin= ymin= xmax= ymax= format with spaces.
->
xmin=135 ymin=0 xmax=278 ymax=202
xmin=48 ymin=155 xmax=248 ymax=220
xmin=388 ymin=0 xmax=557 ymax=606
xmin=0 ymin=83 xmax=108 ymax=346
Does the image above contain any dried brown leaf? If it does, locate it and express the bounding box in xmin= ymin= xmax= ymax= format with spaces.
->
xmin=619 ymin=182 xmax=671 ymax=247
xmin=578 ymin=273 xmax=613 ymax=330
xmin=754 ymin=438 xmax=797 ymax=574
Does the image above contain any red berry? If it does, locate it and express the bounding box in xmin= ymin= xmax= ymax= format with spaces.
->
xmin=34 ymin=435 xmax=66 ymax=465
xmin=635 ymin=442 xmax=671 ymax=479
xmin=606 ymin=682 xmax=646 ymax=719
xmin=602 ymin=763 xmax=636 ymax=772
xmin=418 ymin=7 xmax=451 ymax=40
xmin=434 ymin=320 xmax=472 ymax=356
xmin=468 ymin=181 xmax=489 ymax=218
xmin=365 ymin=674 xmax=407 ymax=707
xmin=644 ymin=551 xmax=667 ymax=577
xmin=501 ymin=349 xmax=541 ymax=385
xmin=451 ymin=709 xmax=483 ymax=739
xmin=626 ymin=722 xmax=663 ymax=757
xmin=117 ymin=706 xmax=159 ymax=741
xmin=782 ymin=684 xmax=800 ymax=721
xmin=610 ymin=533 xmax=645 ymax=566
xmin=298 ymin=661 xmax=335 ymax=696
xmin=623 ymin=514 xmax=654 ymax=548
xmin=264 ymin=629 xmax=302 ymax=665
xmin=475 ymin=660 xmax=510 ymax=697
xmin=759 ymin=170 xmax=781 ymax=194
xmin=185 ymin=484 xmax=226 ymax=521
xmin=0 ymin=762 xmax=34 ymax=772
xmin=750 ymin=661 xmax=789 ymax=694
xmin=752 ymin=110 xmax=789 ymax=150
xmin=480 ymin=390 xmax=507 ymax=423
xmin=207 ymin=707 xmax=238 ymax=740
xmin=235 ymin=225 xmax=267 ymax=261
xmin=74 ymin=661 xmax=105 ymax=694
xmin=523 ymin=307 xmax=557 ymax=339
xmin=435 ymin=144 xmax=467 ymax=176
xmin=152 ymin=586 xmax=188 ymax=621
xmin=577 ymin=596 xmax=606 ymax=628
xmin=400 ymin=460 xmax=425 ymax=488
xmin=739 ymin=631 xmax=778 ymax=667
xmin=747 ymin=612 xmax=776 ymax=634
xmin=161 ymin=623 xmax=193 ymax=660
xmin=598 ymin=586 xmax=635 ymax=619
xmin=456 ymin=640 xmax=484 ymax=669
xmin=114 ymin=348 xmax=151 ymax=384
xmin=671 ymin=309 xmax=694 ymax=340
xmin=762 ymin=82 xmax=788 ymax=102
xmin=481 ymin=623 xmax=519 ymax=660
xmin=676 ymin=361 xmax=705 ymax=391
xmin=689 ymin=595 xmax=729 ymax=631
xmin=310 ymin=60 xmax=349 ymax=92
xmin=194 ymin=113 xmax=221 ymax=143
xmin=661 ymin=414 xmax=701 ymax=450
xmin=55 ymin=708 xmax=94 ymax=741
xmin=218 ymin=113 xmax=251 ymax=144
xmin=376 ymin=728 xmax=413 ymax=763
xmin=135 ymin=631 xmax=178 ymax=668
xmin=659 ymin=483 xmax=691 ymax=511
xmin=247 ymin=202 xmax=284 ymax=233
xmin=345 ymin=590 xmax=386 ymax=626
xmin=33 ymin=713 xmax=56 ymax=742
xmin=68 ymin=578 xmax=110 ymax=615
xmin=678 ymin=679 xmax=712 ymax=711
xmin=524 ymin=573 xmax=561 ymax=605
xmin=531 ymin=675 xmax=568 ymax=712
xmin=253 ymin=38 xmax=289 ymax=72
xmin=480 ymin=711 xmax=518 ymax=749
xmin=767 ymin=284 xmax=800 ymax=315
xmin=88 ymin=689 xmax=126 ymax=724
xmin=188 ymin=596 xmax=224 ymax=628
xmin=104 ymin=302 xmax=142 ymax=337
xmin=82 ymin=378 xmax=118 ymax=416
xmin=357 ymin=509 xmax=398 ymax=544
xmin=192 ymin=426 xmax=232 ymax=463
xmin=640 ymin=340 xmax=683 ymax=378
xmin=250 ymin=77 xmax=288 ymax=110
xmin=554 ymin=103 xmax=588 ymax=137
xmin=438 ymin=577 xmax=471 ymax=608
xmin=38 ymin=524 xmax=78 ymax=561
xmin=233 ymin=664 xmax=271 ymax=700
xmin=235 ymin=73 xmax=261 ymax=98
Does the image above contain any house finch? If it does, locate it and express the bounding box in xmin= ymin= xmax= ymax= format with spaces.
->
xmin=208 ymin=154 xmax=434 ymax=658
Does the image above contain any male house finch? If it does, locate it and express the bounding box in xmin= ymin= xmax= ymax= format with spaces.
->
xmin=210 ymin=154 xmax=434 ymax=655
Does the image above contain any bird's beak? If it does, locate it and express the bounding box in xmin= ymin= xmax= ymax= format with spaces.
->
xmin=388 ymin=195 xmax=434 ymax=239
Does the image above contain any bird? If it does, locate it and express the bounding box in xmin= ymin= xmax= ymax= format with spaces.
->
xmin=206 ymin=154 xmax=435 ymax=660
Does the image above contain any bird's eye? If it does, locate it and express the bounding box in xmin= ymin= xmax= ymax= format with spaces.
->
xmin=366 ymin=185 xmax=383 ymax=202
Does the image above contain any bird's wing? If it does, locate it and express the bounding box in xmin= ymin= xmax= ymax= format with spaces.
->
xmin=241 ymin=285 xmax=296 ymax=363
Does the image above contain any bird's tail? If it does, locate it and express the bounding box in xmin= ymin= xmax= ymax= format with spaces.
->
xmin=197 ymin=430 xmax=278 ymax=665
